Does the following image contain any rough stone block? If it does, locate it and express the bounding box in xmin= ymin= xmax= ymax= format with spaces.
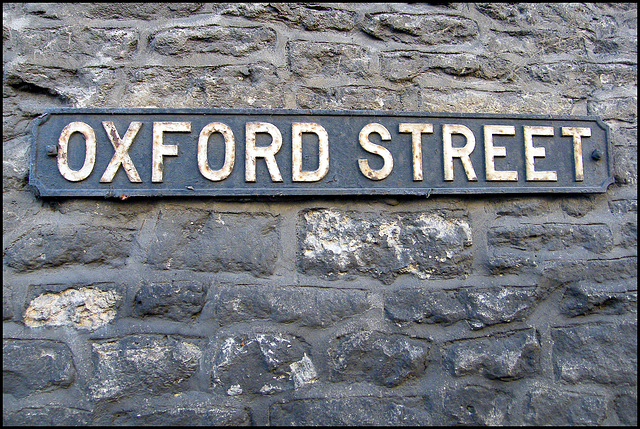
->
xmin=523 ymin=387 xmax=608 ymax=425
xmin=3 ymin=339 xmax=76 ymax=398
xmin=120 ymin=63 xmax=283 ymax=109
xmin=2 ymin=407 xmax=92 ymax=426
xmin=328 ymin=331 xmax=430 ymax=388
xmin=214 ymin=285 xmax=370 ymax=328
xmin=385 ymin=288 xmax=466 ymax=326
xmin=78 ymin=3 xmax=205 ymax=19
xmin=542 ymin=257 xmax=637 ymax=283
xmin=150 ymin=26 xmax=276 ymax=57
xmin=488 ymin=223 xmax=613 ymax=253
xmin=24 ymin=286 xmax=122 ymax=330
xmin=295 ymin=85 xmax=420 ymax=111
xmin=621 ymin=220 xmax=637 ymax=248
xmin=269 ymin=397 xmax=431 ymax=426
xmin=444 ymin=328 xmax=541 ymax=380
xmin=380 ymin=51 xmax=512 ymax=83
xmin=560 ymin=280 xmax=637 ymax=317
xmin=288 ymin=41 xmax=373 ymax=79
xmin=298 ymin=209 xmax=472 ymax=284
xmin=134 ymin=281 xmax=207 ymax=321
xmin=90 ymin=335 xmax=203 ymax=400
xmin=362 ymin=13 xmax=479 ymax=45
xmin=552 ymin=322 xmax=637 ymax=385
xmin=4 ymin=224 xmax=135 ymax=272
xmin=609 ymin=199 xmax=637 ymax=215
xmin=146 ymin=209 xmax=279 ymax=276
xmin=94 ymin=392 xmax=251 ymax=426
xmin=210 ymin=333 xmax=315 ymax=396
xmin=14 ymin=27 xmax=137 ymax=64
xmin=3 ymin=283 xmax=12 ymax=321
xmin=220 ymin=3 xmax=356 ymax=31
xmin=615 ymin=393 xmax=637 ymax=426
xmin=442 ymin=384 xmax=512 ymax=425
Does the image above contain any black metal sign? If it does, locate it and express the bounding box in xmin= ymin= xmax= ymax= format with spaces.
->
xmin=29 ymin=108 xmax=613 ymax=198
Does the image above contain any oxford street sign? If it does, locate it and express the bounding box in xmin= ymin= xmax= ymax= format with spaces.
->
xmin=29 ymin=108 xmax=613 ymax=198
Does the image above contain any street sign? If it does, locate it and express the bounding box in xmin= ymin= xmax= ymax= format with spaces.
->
xmin=29 ymin=108 xmax=614 ymax=198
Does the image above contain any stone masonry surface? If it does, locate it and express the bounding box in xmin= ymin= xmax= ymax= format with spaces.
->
xmin=3 ymin=2 xmax=637 ymax=426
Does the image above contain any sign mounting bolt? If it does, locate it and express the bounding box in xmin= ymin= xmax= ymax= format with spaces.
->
xmin=591 ymin=149 xmax=602 ymax=161
xmin=46 ymin=145 xmax=58 ymax=156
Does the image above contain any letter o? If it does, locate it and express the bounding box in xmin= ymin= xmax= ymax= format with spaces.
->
xmin=57 ymin=121 xmax=96 ymax=182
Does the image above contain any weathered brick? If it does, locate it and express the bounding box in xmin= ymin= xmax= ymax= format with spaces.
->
xmin=444 ymin=329 xmax=541 ymax=380
xmin=552 ymin=322 xmax=637 ymax=385
xmin=214 ymin=285 xmax=369 ymax=328
xmin=298 ymin=209 xmax=472 ymax=284
xmin=270 ymin=397 xmax=432 ymax=426
xmin=385 ymin=286 xmax=538 ymax=330
xmin=488 ymin=223 xmax=613 ymax=253
xmin=362 ymin=13 xmax=479 ymax=45
xmin=210 ymin=333 xmax=315 ymax=395
xmin=380 ymin=51 xmax=513 ymax=83
xmin=523 ymin=387 xmax=609 ymax=425
xmin=146 ymin=209 xmax=279 ymax=276
xmin=120 ymin=64 xmax=284 ymax=108
xmin=134 ymin=281 xmax=207 ymax=321
xmin=328 ymin=331 xmax=430 ymax=388
xmin=442 ymin=384 xmax=512 ymax=425
xmin=150 ymin=26 xmax=276 ymax=57
xmin=14 ymin=27 xmax=138 ymax=64
xmin=3 ymin=339 xmax=76 ymax=398
xmin=296 ymin=85 xmax=420 ymax=111
xmin=90 ymin=335 xmax=203 ymax=400
xmin=560 ymin=280 xmax=637 ymax=317
xmin=3 ymin=407 xmax=92 ymax=426
xmin=288 ymin=41 xmax=373 ymax=79
xmin=24 ymin=286 xmax=122 ymax=330
xmin=4 ymin=224 xmax=135 ymax=272
xmin=220 ymin=3 xmax=356 ymax=32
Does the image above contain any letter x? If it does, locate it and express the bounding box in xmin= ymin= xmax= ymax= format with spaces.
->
xmin=100 ymin=121 xmax=142 ymax=183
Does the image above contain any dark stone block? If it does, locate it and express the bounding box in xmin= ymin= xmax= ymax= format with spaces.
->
xmin=542 ymin=257 xmax=637 ymax=284
xmin=134 ymin=280 xmax=207 ymax=321
xmin=3 ymin=407 xmax=92 ymax=426
xmin=328 ymin=331 xmax=430 ymax=387
xmin=288 ymin=41 xmax=374 ymax=79
xmin=211 ymin=333 xmax=315 ymax=395
xmin=488 ymin=223 xmax=613 ymax=253
xmin=214 ymin=285 xmax=370 ymax=328
xmin=523 ymin=387 xmax=608 ymax=425
xmin=4 ymin=224 xmax=135 ymax=272
xmin=146 ymin=209 xmax=279 ymax=276
xmin=560 ymin=280 xmax=637 ymax=317
xmin=362 ymin=13 xmax=479 ymax=45
xmin=270 ymin=397 xmax=431 ymax=425
xmin=3 ymin=339 xmax=76 ymax=398
xmin=615 ymin=393 xmax=637 ymax=426
xmin=298 ymin=209 xmax=472 ymax=284
xmin=552 ymin=322 xmax=637 ymax=385
xmin=89 ymin=335 xmax=203 ymax=400
xmin=443 ymin=384 xmax=512 ymax=425
xmin=444 ymin=328 xmax=541 ymax=380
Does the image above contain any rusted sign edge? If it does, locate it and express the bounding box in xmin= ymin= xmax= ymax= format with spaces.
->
xmin=29 ymin=108 xmax=614 ymax=198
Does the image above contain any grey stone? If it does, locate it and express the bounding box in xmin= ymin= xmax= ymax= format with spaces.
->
xmin=542 ymin=257 xmax=637 ymax=283
xmin=487 ymin=254 xmax=538 ymax=275
xmin=3 ymin=282 xmax=12 ymax=320
xmin=444 ymin=329 xmax=541 ymax=380
xmin=3 ymin=339 xmax=76 ymax=398
xmin=621 ymin=221 xmax=637 ymax=248
xmin=211 ymin=333 xmax=315 ymax=395
xmin=214 ymin=285 xmax=370 ymax=328
xmin=298 ymin=209 xmax=472 ymax=284
xmin=458 ymin=286 xmax=539 ymax=330
xmin=443 ymin=384 xmax=512 ymax=425
xmin=79 ymin=3 xmax=205 ymax=19
xmin=612 ymin=145 xmax=638 ymax=185
xmin=328 ymin=331 xmax=430 ymax=388
xmin=288 ymin=41 xmax=373 ymax=79
xmin=295 ymin=85 xmax=420 ymax=111
xmin=615 ymin=393 xmax=637 ymax=426
xmin=523 ymin=387 xmax=609 ymax=425
xmin=560 ymin=280 xmax=637 ymax=317
xmin=3 ymin=407 xmax=92 ymax=426
xmin=362 ymin=13 xmax=479 ymax=45
xmin=134 ymin=281 xmax=207 ymax=321
xmin=609 ymin=199 xmax=637 ymax=215
xmin=220 ymin=3 xmax=357 ymax=32
xmin=384 ymin=288 xmax=466 ymax=326
xmin=270 ymin=397 xmax=431 ymax=426
xmin=487 ymin=223 xmax=613 ymax=253
xmin=552 ymin=322 xmax=637 ymax=385
xmin=146 ymin=209 xmax=279 ymax=276
xmin=560 ymin=195 xmax=598 ymax=218
xmin=150 ymin=26 xmax=276 ymax=57
xmin=4 ymin=224 xmax=135 ymax=272
xmin=494 ymin=198 xmax=552 ymax=217
xmin=90 ymin=335 xmax=203 ymax=400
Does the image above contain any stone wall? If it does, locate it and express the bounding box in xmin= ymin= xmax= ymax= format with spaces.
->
xmin=3 ymin=3 xmax=637 ymax=426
